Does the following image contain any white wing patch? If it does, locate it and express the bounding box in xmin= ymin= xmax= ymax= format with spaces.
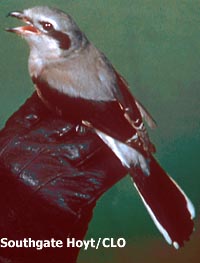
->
xmin=93 ymin=128 xmax=150 ymax=176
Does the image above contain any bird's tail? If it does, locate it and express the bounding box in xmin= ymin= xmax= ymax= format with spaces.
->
xmin=130 ymin=156 xmax=195 ymax=249
xmin=93 ymin=128 xmax=195 ymax=248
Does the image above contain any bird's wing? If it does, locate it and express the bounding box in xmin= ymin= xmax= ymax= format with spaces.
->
xmin=94 ymin=55 xmax=155 ymax=153
xmin=96 ymin=53 xmax=156 ymax=129
xmin=111 ymin=71 xmax=156 ymax=153
xmin=113 ymin=71 xmax=157 ymax=130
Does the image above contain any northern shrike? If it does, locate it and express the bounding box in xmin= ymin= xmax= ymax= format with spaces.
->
xmin=6 ymin=6 xmax=195 ymax=248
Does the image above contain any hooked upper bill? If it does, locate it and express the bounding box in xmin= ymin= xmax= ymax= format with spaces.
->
xmin=6 ymin=11 xmax=39 ymax=34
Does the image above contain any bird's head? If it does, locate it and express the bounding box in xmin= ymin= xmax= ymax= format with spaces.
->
xmin=6 ymin=6 xmax=88 ymax=60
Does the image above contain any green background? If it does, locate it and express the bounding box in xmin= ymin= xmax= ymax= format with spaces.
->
xmin=0 ymin=0 xmax=199 ymax=262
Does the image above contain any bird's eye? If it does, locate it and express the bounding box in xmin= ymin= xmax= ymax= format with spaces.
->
xmin=40 ymin=21 xmax=53 ymax=31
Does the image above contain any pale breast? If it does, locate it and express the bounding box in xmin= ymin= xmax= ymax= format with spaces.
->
xmin=40 ymin=44 xmax=117 ymax=101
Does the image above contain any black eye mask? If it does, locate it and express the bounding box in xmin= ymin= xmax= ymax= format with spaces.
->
xmin=49 ymin=30 xmax=71 ymax=50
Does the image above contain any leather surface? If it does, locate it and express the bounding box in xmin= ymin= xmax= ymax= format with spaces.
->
xmin=0 ymin=92 xmax=126 ymax=263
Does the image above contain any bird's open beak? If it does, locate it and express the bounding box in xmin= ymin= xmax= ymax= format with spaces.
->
xmin=6 ymin=11 xmax=39 ymax=35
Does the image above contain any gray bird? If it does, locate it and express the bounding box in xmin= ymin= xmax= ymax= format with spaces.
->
xmin=6 ymin=6 xmax=195 ymax=248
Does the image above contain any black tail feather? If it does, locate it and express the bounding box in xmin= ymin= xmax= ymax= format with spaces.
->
xmin=130 ymin=156 xmax=195 ymax=248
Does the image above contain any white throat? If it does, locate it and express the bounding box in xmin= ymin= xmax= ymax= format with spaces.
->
xmin=28 ymin=46 xmax=61 ymax=78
